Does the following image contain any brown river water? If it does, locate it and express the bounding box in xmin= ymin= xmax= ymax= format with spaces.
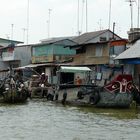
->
xmin=0 ymin=99 xmax=140 ymax=140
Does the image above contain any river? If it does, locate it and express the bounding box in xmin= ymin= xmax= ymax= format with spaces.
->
xmin=0 ymin=99 xmax=140 ymax=140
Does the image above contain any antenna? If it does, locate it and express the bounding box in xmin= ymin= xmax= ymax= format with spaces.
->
xmin=108 ymin=0 xmax=112 ymax=29
xmin=81 ymin=0 xmax=85 ymax=34
xmin=85 ymin=0 xmax=88 ymax=32
xmin=98 ymin=19 xmax=102 ymax=30
xmin=26 ymin=0 xmax=29 ymax=44
xmin=22 ymin=28 xmax=26 ymax=43
xmin=77 ymin=0 xmax=80 ymax=35
xmin=126 ymin=0 xmax=135 ymax=29
xmin=48 ymin=9 xmax=52 ymax=38
xmin=11 ymin=24 xmax=14 ymax=40
xmin=138 ymin=0 xmax=140 ymax=28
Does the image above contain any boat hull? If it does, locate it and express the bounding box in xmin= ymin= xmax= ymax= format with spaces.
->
xmin=95 ymin=92 xmax=133 ymax=108
xmin=55 ymin=87 xmax=133 ymax=108
xmin=1 ymin=89 xmax=29 ymax=103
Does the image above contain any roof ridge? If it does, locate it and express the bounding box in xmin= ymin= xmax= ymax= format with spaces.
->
xmin=84 ymin=29 xmax=109 ymax=43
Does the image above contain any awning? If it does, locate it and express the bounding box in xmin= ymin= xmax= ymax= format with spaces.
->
xmin=122 ymin=59 xmax=140 ymax=64
xmin=14 ymin=64 xmax=38 ymax=69
xmin=15 ymin=63 xmax=55 ymax=70
xmin=59 ymin=66 xmax=92 ymax=73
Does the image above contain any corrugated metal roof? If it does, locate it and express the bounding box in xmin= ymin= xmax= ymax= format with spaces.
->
xmin=115 ymin=40 xmax=140 ymax=60
xmin=40 ymin=37 xmax=76 ymax=44
xmin=73 ymin=29 xmax=122 ymax=44
xmin=0 ymin=44 xmax=31 ymax=50
xmin=73 ymin=29 xmax=109 ymax=44
xmin=33 ymin=38 xmax=77 ymax=47
xmin=0 ymin=38 xmax=23 ymax=44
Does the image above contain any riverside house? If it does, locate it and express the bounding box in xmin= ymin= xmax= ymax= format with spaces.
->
xmin=0 ymin=39 xmax=24 ymax=78
xmin=68 ymin=29 xmax=128 ymax=86
xmin=31 ymin=37 xmax=77 ymax=84
xmin=116 ymin=38 xmax=140 ymax=88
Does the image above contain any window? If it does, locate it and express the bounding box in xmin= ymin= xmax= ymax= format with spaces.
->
xmin=100 ymin=37 xmax=107 ymax=41
xmin=95 ymin=46 xmax=103 ymax=57
xmin=110 ymin=46 xmax=114 ymax=55
xmin=76 ymin=46 xmax=86 ymax=54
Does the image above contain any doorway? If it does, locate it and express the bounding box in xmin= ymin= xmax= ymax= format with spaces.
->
xmin=60 ymin=72 xmax=74 ymax=84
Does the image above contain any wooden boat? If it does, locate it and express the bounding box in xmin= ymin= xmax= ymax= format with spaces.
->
xmin=0 ymin=75 xmax=29 ymax=103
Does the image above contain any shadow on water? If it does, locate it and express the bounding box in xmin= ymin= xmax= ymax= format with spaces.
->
xmin=75 ymin=105 xmax=140 ymax=120
xmin=0 ymin=101 xmax=29 ymax=107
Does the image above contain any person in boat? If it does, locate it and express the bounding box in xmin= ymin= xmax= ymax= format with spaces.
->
xmin=75 ymin=76 xmax=82 ymax=85
xmin=39 ymin=73 xmax=48 ymax=98
xmin=39 ymin=73 xmax=48 ymax=86
xmin=14 ymin=70 xmax=23 ymax=87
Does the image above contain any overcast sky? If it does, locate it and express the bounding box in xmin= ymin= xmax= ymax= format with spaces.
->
xmin=0 ymin=0 xmax=139 ymax=44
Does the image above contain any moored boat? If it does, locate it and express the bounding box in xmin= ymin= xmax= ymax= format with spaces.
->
xmin=0 ymin=74 xmax=29 ymax=103
xmin=56 ymin=74 xmax=140 ymax=108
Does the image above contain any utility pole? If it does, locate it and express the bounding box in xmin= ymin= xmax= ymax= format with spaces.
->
xmin=112 ymin=22 xmax=115 ymax=39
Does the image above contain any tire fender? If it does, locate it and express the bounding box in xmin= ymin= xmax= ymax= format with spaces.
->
xmin=89 ymin=90 xmax=100 ymax=105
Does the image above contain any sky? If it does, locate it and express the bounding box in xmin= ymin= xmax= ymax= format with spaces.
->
xmin=0 ymin=0 xmax=139 ymax=44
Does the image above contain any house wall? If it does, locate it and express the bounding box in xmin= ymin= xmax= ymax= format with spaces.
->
xmin=14 ymin=45 xmax=31 ymax=66
xmin=32 ymin=44 xmax=76 ymax=63
xmin=0 ymin=60 xmax=9 ymax=70
xmin=113 ymin=45 xmax=126 ymax=55
xmin=73 ymin=43 xmax=109 ymax=65
xmin=0 ymin=45 xmax=31 ymax=71
xmin=89 ymin=65 xmax=123 ymax=87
